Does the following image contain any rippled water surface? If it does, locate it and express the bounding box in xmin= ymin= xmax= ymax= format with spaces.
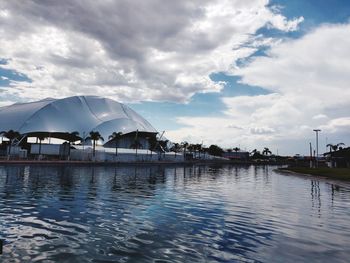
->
xmin=1 ymin=165 xmax=350 ymax=262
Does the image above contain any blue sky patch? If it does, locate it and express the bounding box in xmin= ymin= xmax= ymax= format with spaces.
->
xmin=129 ymin=74 xmax=271 ymax=131
xmin=0 ymin=66 xmax=31 ymax=87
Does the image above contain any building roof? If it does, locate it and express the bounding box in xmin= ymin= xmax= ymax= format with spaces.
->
xmin=324 ymin=147 xmax=350 ymax=158
xmin=0 ymin=96 xmax=157 ymax=141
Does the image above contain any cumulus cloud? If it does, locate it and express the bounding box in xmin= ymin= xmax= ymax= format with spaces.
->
xmin=0 ymin=0 xmax=302 ymax=104
xmin=167 ymin=23 xmax=350 ymax=154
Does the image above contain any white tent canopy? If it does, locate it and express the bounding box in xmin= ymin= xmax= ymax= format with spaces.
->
xmin=0 ymin=96 xmax=157 ymax=142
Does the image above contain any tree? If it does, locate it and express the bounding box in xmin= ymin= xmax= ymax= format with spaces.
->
xmin=327 ymin=143 xmax=345 ymax=152
xmin=334 ymin=143 xmax=345 ymax=151
xmin=250 ymin=149 xmax=258 ymax=155
xmin=201 ymin=145 xmax=209 ymax=159
xmin=0 ymin=130 xmax=21 ymax=159
xmin=130 ymin=130 xmax=142 ymax=157
xmin=250 ymin=149 xmax=263 ymax=159
xmin=148 ymin=136 xmax=158 ymax=159
xmin=208 ymin=144 xmax=224 ymax=157
xmin=326 ymin=143 xmax=334 ymax=152
xmin=187 ymin=144 xmax=195 ymax=156
xmin=181 ymin=141 xmax=189 ymax=158
xmin=66 ymin=131 xmax=80 ymax=160
xmin=108 ymin=132 xmax=123 ymax=157
xmin=37 ymin=134 xmax=47 ymax=157
xmin=262 ymin=147 xmax=272 ymax=156
xmin=196 ymin=143 xmax=203 ymax=159
xmin=85 ymin=131 xmax=104 ymax=159
xmin=158 ymin=139 xmax=169 ymax=158
xmin=233 ymin=147 xmax=240 ymax=152
xmin=170 ymin=143 xmax=181 ymax=157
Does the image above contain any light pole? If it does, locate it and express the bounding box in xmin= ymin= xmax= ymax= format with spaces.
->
xmin=313 ymin=129 xmax=321 ymax=167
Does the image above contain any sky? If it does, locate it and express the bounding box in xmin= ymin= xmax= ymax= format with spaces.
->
xmin=0 ymin=0 xmax=349 ymax=155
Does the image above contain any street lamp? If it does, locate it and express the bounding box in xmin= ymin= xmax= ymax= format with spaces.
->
xmin=313 ymin=129 xmax=321 ymax=167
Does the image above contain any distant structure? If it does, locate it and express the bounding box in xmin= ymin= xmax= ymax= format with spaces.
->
xmin=0 ymin=96 xmax=160 ymax=160
xmin=223 ymin=151 xmax=249 ymax=161
xmin=324 ymin=147 xmax=350 ymax=168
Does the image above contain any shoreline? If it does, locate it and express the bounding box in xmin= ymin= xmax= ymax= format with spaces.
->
xmin=0 ymin=159 xmax=288 ymax=166
xmin=277 ymin=167 xmax=350 ymax=181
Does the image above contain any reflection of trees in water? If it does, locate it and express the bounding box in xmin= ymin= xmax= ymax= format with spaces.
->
xmin=262 ymin=165 xmax=270 ymax=184
xmin=111 ymin=167 xmax=120 ymax=191
xmin=179 ymin=165 xmax=208 ymax=185
xmin=87 ymin=167 xmax=98 ymax=199
xmin=2 ymin=165 xmax=348 ymax=210
xmin=311 ymin=180 xmax=322 ymax=216
xmin=1 ymin=166 xmax=25 ymax=199
xmin=2 ymin=166 xmax=62 ymax=199
xmin=2 ymin=164 xmax=350 ymax=262
xmin=331 ymin=184 xmax=340 ymax=204
xmin=106 ymin=165 xmax=167 ymax=195
xmin=328 ymin=183 xmax=350 ymax=208
xmin=254 ymin=165 xmax=258 ymax=179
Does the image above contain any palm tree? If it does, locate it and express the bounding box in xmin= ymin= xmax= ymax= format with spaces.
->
xmin=170 ymin=143 xmax=181 ymax=157
xmin=130 ymin=140 xmax=142 ymax=154
xmin=148 ymin=136 xmax=158 ymax=159
xmin=233 ymin=147 xmax=240 ymax=152
xmin=85 ymin=131 xmax=104 ymax=159
xmin=37 ymin=134 xmax=47 ymax=157
xmin=262 ymin=147 xmax=272 ymax=156
xmin=109 ymin=132 xmax=123 ymax=157
xmin=335 ymin=143 xmax=345 ymax=151
xmin=0 ymin=130 xmax=21 ymax=159
xmin=159 ymin=139 xmax=169 ymax=159
xmin=202 ymin=145 xmax=208 ymax=159
xmin=326 ymin=143 xmax=334 ymax=153
xmin=130 ymin=130 xmax=142 ymax=157
xmin=251 ymin=149 xmax=258 ymax=155
xmin=181 ymin=141 xmax=189 ymax=158
xmin=250 ymin=149 xmax=262 ymax=160
xmin=195 ymin=143 xmax=203 ymax=159
xmin=66 ymin=131 xmax=79 ymax=160
xmin=327 ymin=143 xmax=345 ymax=152
xmin=187 ymin=144 xmax=195 ymax=157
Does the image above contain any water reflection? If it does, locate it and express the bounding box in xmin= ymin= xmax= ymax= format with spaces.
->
xmin=311 ymin=180 xmax=322 ymax=216
xmin=0 ymin=164 xmax=350 ymax=262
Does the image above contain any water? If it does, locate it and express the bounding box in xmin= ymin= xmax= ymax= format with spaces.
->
xmin=0 ymin=165 xmax=350 ymax=263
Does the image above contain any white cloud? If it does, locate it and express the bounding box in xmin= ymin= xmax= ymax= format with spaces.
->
xmin=167 ymin=23 xmax=350 ymax=154
xmin=321 ymin=117 xmax=350 ymax=134
xmin=312 ymin=114 xmax=328 ymax=120
xmin=0 ymin=0 xmax=302 ymax=104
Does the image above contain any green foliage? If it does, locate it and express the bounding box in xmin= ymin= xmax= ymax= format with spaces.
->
xmin=208 ymin=144 xmax=224 ymax=157
xmin=170 ymin=143 xmax=181 ymax=153
xmin=148 ymin=136 xmax=158 ymax=151
xmin=0 ymin=130 xmax=21 ymax=141
xmin=158 ymin=140 xmax=169 ymax=152
xmin=0 ymin=130 xmax=21 ymax=158
xmin=327 ymin=143 xmax=345 ymax=152
xmin=85 ymin=131 xmax=104 ymax=157
xmin=233 ymin=147 xmax=240 ymax=152
xmin=108 ymin=132 xmax=123 ymax=141
xmin=262 ymin=147 xmax=272 ymax=155
xmin=109 ymin=132 xmax=123 ymax=156
xmin=66 ymin=131 xmax=80 ymax=143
